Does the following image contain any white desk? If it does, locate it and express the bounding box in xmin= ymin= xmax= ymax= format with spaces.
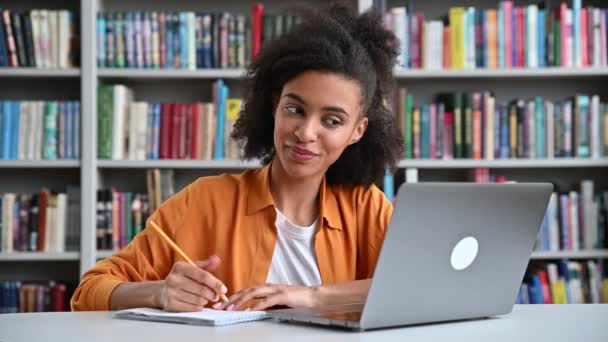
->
xmin=0 ymin=305 xmax=606 ymax=342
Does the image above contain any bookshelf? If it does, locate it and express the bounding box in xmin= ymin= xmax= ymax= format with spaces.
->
xmin=0 ymin=0 xmax=607 ymax=305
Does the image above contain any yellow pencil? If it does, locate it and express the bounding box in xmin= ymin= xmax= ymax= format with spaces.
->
xmin=149 ymin=220 xmax=229 ymax=303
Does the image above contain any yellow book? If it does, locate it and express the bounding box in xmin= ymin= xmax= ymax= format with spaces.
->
xmin=225 ymin=99 xmax=242 ymax=160
xmin=488 ymin=10 xmax=497 ymax=69
xmin=449 ymin=7 xmax=465 ymax=69
xmin=552 ymin=280 xmax=568 ymax=304
xmin=603 ymin=279 xmax=608 ymax=303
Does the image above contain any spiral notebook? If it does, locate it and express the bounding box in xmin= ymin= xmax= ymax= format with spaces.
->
xmin=113 ymin=307 xmax=270 ymax=326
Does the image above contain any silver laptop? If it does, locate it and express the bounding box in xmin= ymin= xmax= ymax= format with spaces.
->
xmin=269 ymin=182 xmax=553 ymax=331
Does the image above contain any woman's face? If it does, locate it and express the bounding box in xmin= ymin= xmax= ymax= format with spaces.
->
xmin=273 ymin=70 xmax=368 ymax=180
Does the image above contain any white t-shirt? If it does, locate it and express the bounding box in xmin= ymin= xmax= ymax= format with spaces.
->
xmin=265 ymin=208 xmax=322 ymax=286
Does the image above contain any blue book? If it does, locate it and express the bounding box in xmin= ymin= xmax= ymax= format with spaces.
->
xmin=538 ymin=9 xmax=545 ymax=68
xmin=482 ymin=10 xmax=488 ymax=68
xmin=498 ymin=7 xmax=505 ymax=68
xmin=11 ymin=101 xmax=20 ymax=160
xmin=201 ymin=14 xmax=212 ymax=68
xmin=66 ymin=101 xmax=74 ymax=159
xmin=383 ymin=168 xmax=394 ymax=202
xmin=146 ymin=103 xmax=155 ymax=159
xmin=500 ymin=104 xmax=509 ymax=158
xmin=172 ymin=13 xmax=181 ymax=69
xmin=153 ymin=103 xmax=161 ymax=159
xmin=214 ymin=80 xmax=227 ymax=160
xmin=0 ymin=100 xmax=3 ymax=157
xmin=512 ymin=8 xmax=517 ymax=67
xmin=74 ymin=101 xmax=81 ymax=159
xmin=420 ymin=105 xmax=430 ymax=159
xmin=527 ymin=280 xmax=537 ymax=304
xmin=0 ymin=11 xmax=8 ymax=67
xmin=558 ymin=261 xmax=571 ymax=303
xmin=124 ymin=12 xmax=134 ymax=68
xmin=134 ymin=12 xmax=143 ymax=68
xmin=576 ymin=95 xmax=590 ymax=157
xmin=532 ymin=275 xmax=544 ymax=304
xmin=165 ymin=12 xmax=174 ymax=68
xmin=10 ymin=281 xmax=18 ymax=313
xmin=535 ymin=97 xmax=544 ymax=158
xmin=573 ymin=0 xmax=581 ymax=67
xmin=195 ymin=14 xmax=204 ymax=68
xmin=179 ymin=12 xmax=188 ymax=69
xmin=493 ymin=104 xmax=501 ymax=158
xmin=2 ymin=101 xmax=14 ymax=159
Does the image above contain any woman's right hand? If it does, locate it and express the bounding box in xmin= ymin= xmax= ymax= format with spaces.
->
xmin=157 ymin=255 xmax=228 ymax=312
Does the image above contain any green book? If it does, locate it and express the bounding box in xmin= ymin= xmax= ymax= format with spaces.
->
xmin=115 ymin=12 xmax=125 ymax=68
xmin=97 ymin=85 xmax=114 ymax=159
xmin=43 ymin=101 xmax=58 ymax=160
xmin=404 ymin=94 xmax=413 ymax=159
xmin=454 ymin=93 xmax=463 ymax=158
xmin=463 ymin=93 xmax=473 ymax=159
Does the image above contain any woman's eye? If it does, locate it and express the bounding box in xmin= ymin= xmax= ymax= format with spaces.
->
xmin=324 ymin=117 xmax=342 ymax=127
xmin=285 ymin=105 xmax=301 ymax=114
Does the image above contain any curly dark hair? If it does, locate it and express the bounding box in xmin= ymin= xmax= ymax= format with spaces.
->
xmin=231 ymin=1 xmax=404 ymax=185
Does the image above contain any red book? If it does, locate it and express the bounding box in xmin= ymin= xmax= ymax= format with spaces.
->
xmin=538 ymin=270 xmax=553 ymax=304
xmin=190 ymin=102 xmax=202 ymax=159
xmin=252 ymin=3 xmax=264 ymax=58
xmin=442 ymin=27 xmax=451 ymax=69
xmin=178 ymin=104 xmax=188 ymax=159
xmin=184 ymin=104 xmax=193 ymax=159
xmin=516 ymin=7 xmax=525 ymax=68
xmin=503 ymin=1 xmax=513 ymax=68
xmin=159 ymin=103 xmax=173 ymax=159
xmin=442 ymin=112 xmax=454 ymax=159
xmin=51 ymin=283 xmax=67 ymax=312
xmin=2 ymin=10 xmax=19 ymax=67
xmin=560 ymin=3 xmax=569 ymax=67
xmin=171 ymin=103 xmax=182 ymax=159
xmin=580 ymin=9 xmax=588 ymax=67
xmin=472 ymin=92 xmax=482 ymax=160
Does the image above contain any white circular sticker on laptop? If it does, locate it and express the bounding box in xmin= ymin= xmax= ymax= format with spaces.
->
xmin=451 ymin=236 xmax=479 ymax=271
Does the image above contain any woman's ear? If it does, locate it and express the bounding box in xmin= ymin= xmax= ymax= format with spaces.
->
xmin=349 ymin=117 xmax=368 ymax=145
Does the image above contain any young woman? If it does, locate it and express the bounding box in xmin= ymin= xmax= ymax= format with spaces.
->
xmin=71 ymin=2 xmax=403 ymax=312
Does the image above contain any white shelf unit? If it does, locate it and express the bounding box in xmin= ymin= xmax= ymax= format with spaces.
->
xmin=530 ymin=250 xmax=608 ymax=260
xmin=398 ymin=158 xmax=608 ymax=169
xmin=0 ymin=0 xmax=606 ymax=285
xmin=393 ymin=67 xmax=608 ymax=79
xmin=0 ymin=68 xmax=81 ymax=77
xmin=0 ymin=252 xmax=80 ymax=262
xmin=0 ymin=160 xmax=80 ymax=168
xmin=98 ymin=68 xmax=245 ymax=79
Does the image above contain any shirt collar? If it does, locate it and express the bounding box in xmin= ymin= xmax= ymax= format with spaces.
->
xmin=246 ymin=163 xmax=343 ymax=231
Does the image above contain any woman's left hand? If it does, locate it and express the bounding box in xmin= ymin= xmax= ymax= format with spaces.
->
xmin=213 ymin=284 xmax=321 ymax=311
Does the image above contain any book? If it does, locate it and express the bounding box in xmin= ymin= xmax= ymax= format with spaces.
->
xmin=113 ymin=307 xmax=269 ymax=326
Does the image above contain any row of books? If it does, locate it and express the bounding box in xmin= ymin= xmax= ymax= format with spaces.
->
xmin=0 ymin=281 xmax=70 ymax=313
xmin=382 ymin=1 xmax=608 ymax=69
xmin=0 ymin=187 xmax=80 ymax=253
xmin=471 ymin=172 xmax=608 ymax=251
xmin=0 ymin=100 xmax=81 ymax=160
xmin=394 ymin=90 xmax=608 ymax=160
xmin=97 ymin=81 xmax=240 ymax=160
xmin=0 ymin=9 xmax=79 ymax=68
xmin=96 ymin=6 xmax=299 ymax=69
xmin=517 ymin=261 xmax=608 ymax=304
xmin=97 ymin=169 xmax=174 ymax=251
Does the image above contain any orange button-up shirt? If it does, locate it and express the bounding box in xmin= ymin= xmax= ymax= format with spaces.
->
xmin=71 ymin=164 xmax=392 ymax=311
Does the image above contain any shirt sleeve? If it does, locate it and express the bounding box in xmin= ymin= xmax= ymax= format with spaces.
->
xmin=355 ymin=184 xmax=393 ymax=279
xmin=70 ymin=183 xmax=194 ymax=311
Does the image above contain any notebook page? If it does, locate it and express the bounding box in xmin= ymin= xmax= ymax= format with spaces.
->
xmin=114 ymin=307 xmax=269 ymax=326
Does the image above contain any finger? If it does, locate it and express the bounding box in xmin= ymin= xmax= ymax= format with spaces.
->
xmin=214 ymin=288 xmax=253 ymax=310
xmin=179 ymin=277 xmax=219 ymax=303
xmin=251 ymin=294 xmax=285 ymax=311
xmin=194 ymin=255 xmax=222 ymax=271
xmin=173 ymin=289 xmax=210 ymax=307
xmin=166 ymin=267 xmax=219 ymax=302
xmin=228 ymin=286 xmax=278 ymax=311
xmin=179 ymin=263 xmax=227 ymax=296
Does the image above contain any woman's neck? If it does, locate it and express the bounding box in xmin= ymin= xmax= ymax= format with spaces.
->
xmin=269 ymin=158 xmax=323 ymax=227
